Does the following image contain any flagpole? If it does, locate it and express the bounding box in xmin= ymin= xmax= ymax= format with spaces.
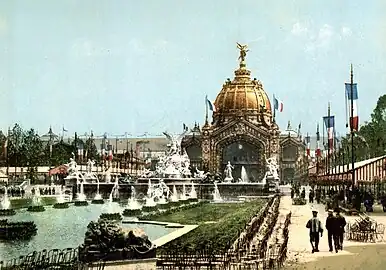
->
xmin=327 ymin=102 xmax=331 ymax=175
xmin=273 ymin=94 xmax=276 ymax=122
xmin=316 ymin=123 xmax=319 ymax=176
xmin=6 ymin=127 xmax=9 ymax=176
xmin=205 ymin=95 xmax=209 ymax=125
xmin=350 ymin=64 xmax=355 ymax=189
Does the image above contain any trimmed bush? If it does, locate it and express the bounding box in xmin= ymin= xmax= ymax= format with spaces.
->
xmin=27 ymin=205 xmax=45 ymax=212
xmin=112 ymin=198 xmax=120 ymax=203
xmin=188 ymin=198 xmax=199 ymax=203
xmin=91 ymin=199 xmax=105 ymax=204
xmin=169 ymin=201 xmax=181 ymax=207
xmin=99 ymin=213 xmax=123 ymax=221
xmin=53 ymin=202 xmax=69 ymax=209
xmin=74 ymin=201 xmax=89 ymax=206
xmin=0 ymin=209 xmax=16 ymax=216
xmin=0 ymin=219 xmax=37 ymax=240
xmin=122 ymin=209 xmax=142 ymax=217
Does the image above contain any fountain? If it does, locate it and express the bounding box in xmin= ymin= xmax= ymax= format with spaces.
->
xmin=53 ymin=186 xmax=69 ymax=209
xmin=223 ymin=161 xmax=234 ymax=183
xmin=123 ymin=186 xmax=142 ymax=217
xmin=74 ymin=180 xmax=88 ymax=206
xmin=188 ymin=183 xmax=198 ymax=201
xmin=212 ymin=182 xmax=223 ymax=202
xmin=240 ymin=166 xmax=249 ymax=183
xmin=0 ymin=187 xmax=15 ymax=216
xmin=109 ymin=178 xmax=120 ymax=203
xmin=144 ymin=180 xmax=157 ymax=208
xmin=92 ymin=180 xmax=104 ymax=204
xmin=27 ymin=187 xmax=45 ymax=212
xmin=179 ymin=184 xmax=187 ymax=201
xmin=170 ymin=185 xmax=179 ymax=202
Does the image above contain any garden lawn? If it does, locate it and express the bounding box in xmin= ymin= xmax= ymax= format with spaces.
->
xmin=158 ymin=199 xmax=266 ymax=253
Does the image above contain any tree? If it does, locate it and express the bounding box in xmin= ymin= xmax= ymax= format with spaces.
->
xmin=51 ymin=140 xmax=74 ymax=166
xmin=84 ymin=137 xmax=99 ymax=161
xmin=7 ymin=124 xmax=25 ymax=167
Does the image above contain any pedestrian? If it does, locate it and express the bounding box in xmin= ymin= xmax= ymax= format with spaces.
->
xmin=335 ymin=209 xmax=346 ymax=250
xmin=306 ymin=209 xmax=323 ymax=253
xmin=325 ymin=209 xmax=339 ymax=253
xmin=309 ymin=189 xmax=314 ymax=203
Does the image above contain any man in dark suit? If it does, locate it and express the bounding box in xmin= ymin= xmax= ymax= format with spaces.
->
xmin=306 ymin=209 xmax=323 ymax=253
xmin=335 ymin=209 xmax=347 ymax=250
xmin=325 ymin=209 xmax=339 ymax=253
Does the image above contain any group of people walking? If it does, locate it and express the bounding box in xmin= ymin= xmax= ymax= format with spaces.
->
xmin=306 ymin=208 xmax=347 ymax=253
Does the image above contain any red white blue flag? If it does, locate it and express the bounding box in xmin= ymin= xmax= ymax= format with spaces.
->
xmin=345 ymin=83 xmax=359 ymax=131
xmin=274 ymin=96 xmax=284 ymax=112
xmin=315 ymin=124 xmax=321 ymax=157
xmin=206 ymin=95 xmax=216 ymax=112
xmin=323 ymin=116 xmax=335 ymax=151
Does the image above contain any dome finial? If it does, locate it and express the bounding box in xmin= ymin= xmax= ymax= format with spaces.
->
xmin=237 ymin=42 xmax=249 ymax=68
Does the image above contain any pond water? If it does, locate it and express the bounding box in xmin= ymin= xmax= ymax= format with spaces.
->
xmin=0 ymin=202 xmax=176 ymax=262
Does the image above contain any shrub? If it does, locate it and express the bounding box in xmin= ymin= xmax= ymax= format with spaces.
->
xmin=74 ymin=201 xmax=89 ymax=206
xmin=91 ymin=199 xmax=105 ymax=204
xmin=0 ymin=209 xmax=16 ymax=216
xmin=0 ymin=219 xmax=38 ymax=240
xmin=99 ymin=213 xmax=123 ymax=221
xmin=53 ymin=202 xmax=69 ymax=209
xmin=122 ymin=209 xmax=142 ymax=217
xmin=27 ymin=205 xmax=45 ymax=212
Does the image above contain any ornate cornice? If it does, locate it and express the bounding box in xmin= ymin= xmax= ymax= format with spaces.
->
xmin=211 ymin=118 xmax=270 ymax=139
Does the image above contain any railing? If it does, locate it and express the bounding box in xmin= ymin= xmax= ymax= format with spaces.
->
xmin=0 ymin=247 xmax=106 ymax=270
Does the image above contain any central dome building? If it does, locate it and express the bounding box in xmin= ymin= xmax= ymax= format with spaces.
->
xmin=181 ymin=44 xmax=308 ymax=183
xmin=183 ymin=45 xmax=280 ymax=182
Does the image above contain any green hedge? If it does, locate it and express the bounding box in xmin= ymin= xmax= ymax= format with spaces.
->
xmin=10 ymin=197 xmax=58 ymax=209
xmin=99 ymin=213 xmax=123 ymax=221
xmin=53 ymin=202 xmax=70 ymax=209
xmin=159 ymin=199 xmax=265 ymax=253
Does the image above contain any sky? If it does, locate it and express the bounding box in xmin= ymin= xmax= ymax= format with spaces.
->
xmin=0 ymin=0 xmax=385 ymax=138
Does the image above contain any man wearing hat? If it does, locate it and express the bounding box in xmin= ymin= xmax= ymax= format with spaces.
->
xmin=325 ymin=209 xmax=339 ymax=253
xmin=306 ymin=209 xmax=323 ymax=253
xmin=335 ymin=208 xmax=347 ymax=250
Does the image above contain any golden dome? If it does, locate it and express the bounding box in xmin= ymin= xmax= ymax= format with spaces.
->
xmin=214 ymin=46 xmax=272 ymax=115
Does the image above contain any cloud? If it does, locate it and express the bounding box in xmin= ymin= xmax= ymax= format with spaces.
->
xmin=291 ymin=22 xmax=352 ymax=53
xmin=341 ymin=26 xmax=352 ymax=37
xmin=291 ymin=22 xmax=308 ymax=36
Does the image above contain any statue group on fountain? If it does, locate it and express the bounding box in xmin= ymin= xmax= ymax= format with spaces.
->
xmin=266 ymin=157 xmax=279 ymax=179
xmin=152 ymin=131 xmax=192 ymax=178
xmin=223 ymin=161 xmax=234 ymax=183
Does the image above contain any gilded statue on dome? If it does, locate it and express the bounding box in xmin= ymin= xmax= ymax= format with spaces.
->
xmin=237 ymin=42 xmax=249 ymax=62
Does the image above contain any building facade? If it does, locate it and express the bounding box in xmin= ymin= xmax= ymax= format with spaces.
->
xmin=182 ymin=45 xmax=308 ymax=183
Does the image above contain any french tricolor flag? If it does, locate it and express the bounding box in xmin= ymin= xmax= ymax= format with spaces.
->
xmin=274 ymin=96 xmax=284 ymax=112
xmin=323 ymin=116 xmax=335 ymax=151
xmin=305 ymin=134 xmax=310 ymax=156
xmin=315 ymin=124 xmax=321 ymax=157
xmin=345 ymin=83 xmax=359 ymax=131
xmin=206 ymin=96 xmax=216 ymax=112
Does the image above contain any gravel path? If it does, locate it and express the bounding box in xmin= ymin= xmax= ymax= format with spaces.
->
xmin=280 ymin=185 xmax=386 ymax=269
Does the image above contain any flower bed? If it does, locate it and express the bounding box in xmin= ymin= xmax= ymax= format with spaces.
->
xmin=91 ymin=199 xmax=105 ymax=204
xmin=99 ymin=213 xmax=123 ymax=221
xmin=292 ymin=197 xmax=306 ymax=205
xmin=74 ymin=201 xmax=89 ymax=206
xmin=157 ymin=199 xmax=266 ymax=253
xmin=53 ymin=202 xmax=69 ymax=209
xmin=142 ymin=206 xmax=158 ymax=212
xmin=168 ymin=201 xmax=181 ymax=207
xmin=122 ymin=209 xmax=142 ymax=217
xmin=0 ymin=209 xmax=16 ymax=216
xmin=0 ymin=219 xmax=37 ymax=240
xmin=27 ymin=205 xmax=45 ymax=212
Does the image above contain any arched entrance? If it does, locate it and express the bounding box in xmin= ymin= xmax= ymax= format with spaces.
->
xmin=219 ymin=139 xmax=265 ymax=182
xmin=282 ymin=168 xmax=295 ymax=182
xmin=185 ymin=144 xmax=202 ymax=170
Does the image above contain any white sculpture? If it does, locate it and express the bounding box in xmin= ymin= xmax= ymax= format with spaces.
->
xmin=67 ymin=155 xmax=78 ymax=176
xmin=223 ymin=161 xmax=234 ymax=183
xmin=87 ymin=159 xmax=95 ymax=174
xmin=266 ymin=157 xmax=279 ymax=179
xmin=153 ymin=130 xmax=193 ymax=178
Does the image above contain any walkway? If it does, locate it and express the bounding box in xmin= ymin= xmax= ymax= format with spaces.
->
xmin=281 ymin=185 xmax=386 ymax=269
